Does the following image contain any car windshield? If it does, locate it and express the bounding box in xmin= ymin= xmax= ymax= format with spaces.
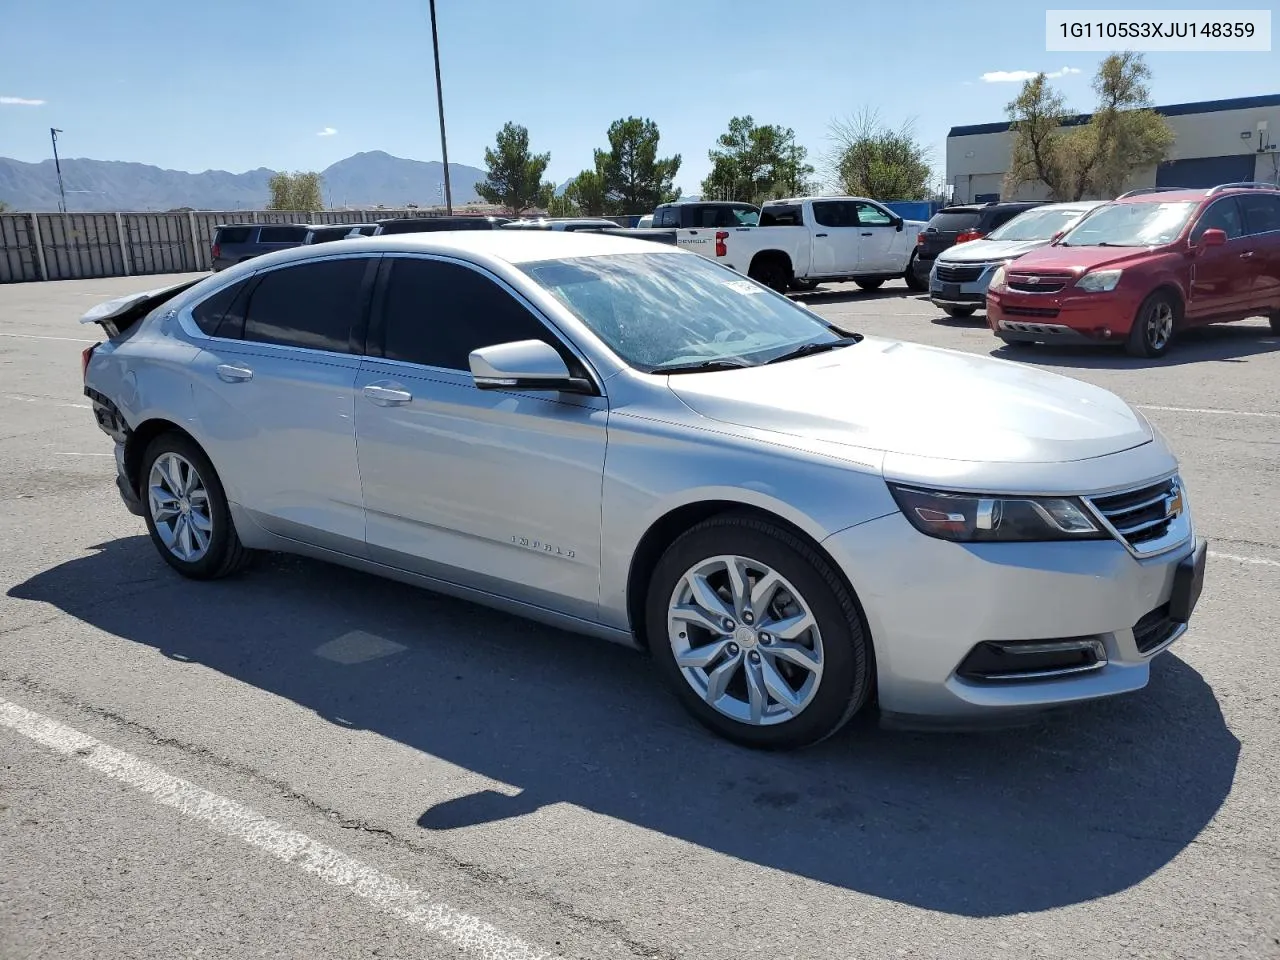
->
xmin=520 ymin=252 xmax=845 ymax=372
xmin=1059 ymin=201 xmax=1198 ymax=247
xmin=986 ymin=207 xmax=1095 ymax=242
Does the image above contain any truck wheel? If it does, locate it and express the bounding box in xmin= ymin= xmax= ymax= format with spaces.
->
xmin=855 ymin=279 xmax=884 ymax=291
xmin=903 ymin=254 xmax=927 ymax=292
xmin=748 ymin=255 xmax=791 ymax=294
xmin=1125 ymin=290 xmax=1179 ymax=358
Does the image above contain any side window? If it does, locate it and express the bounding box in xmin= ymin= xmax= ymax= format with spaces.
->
xmin=191 ymin=279 xmax=250 ymax=337
xmin=380 ymin=258 xmax=554 ymax=371
xmin=215 ymin=226 xmax=251 ymax=245
xmin=759 ymin=204 xmax=803 ymax=226
xmin=654 ymin=207 xmax=675 ymax=227
xmin=1238 ymin=194 xmax=1280 ymax=236
xmin=242 ymin=259 xmax=368 ymax=352
xmin=257 ymin=226 xmax=307 ymax=243
xmin=811 ymin=202 xmax=857 ymax=228
xmin=1191 ymin=198 xmax=1244 ymax=240
xmin=853 ymin=202 xmax=894 ymax=226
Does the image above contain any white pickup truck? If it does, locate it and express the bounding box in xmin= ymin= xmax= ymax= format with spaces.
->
xmin=699 ymin=197 xmax=928 ymax=293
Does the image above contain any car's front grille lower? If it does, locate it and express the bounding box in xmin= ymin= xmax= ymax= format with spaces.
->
xmin=1086 ymin=475 xmax=1189 ymax=557
xmin=1008 ymin=273 xmax=1071 ymax=293
xmin=1132 ymin=604 xmax=1180 ymax=654
xmin=1001 ymin=306 xmax=1062 ymax=319
xmin=935 ymin=263 xmax=986 ymax=283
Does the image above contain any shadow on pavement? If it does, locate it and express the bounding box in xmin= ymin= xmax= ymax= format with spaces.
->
xmin=11 ymin=536 xmax=1239 ymax=918
xmin=791 ymin=285 xmax=928 ymax=307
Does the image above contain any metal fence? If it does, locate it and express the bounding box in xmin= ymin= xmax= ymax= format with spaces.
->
xmin=0 ymin=208 xmax=436 ymax=283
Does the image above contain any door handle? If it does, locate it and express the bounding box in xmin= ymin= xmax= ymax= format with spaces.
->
xmin=216 ymin=364 xmax=253 ymax=383
xmin=860 ymin=232 xmax=873 ymax=237
xmin=362 ymin=383 xmax=413 ymax=406
xmin=815 ymin=233 xmax=828 ymax=238
xmin=1239 ymin=251 xmax=1255 ymax=259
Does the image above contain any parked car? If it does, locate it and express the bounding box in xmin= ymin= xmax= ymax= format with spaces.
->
xmin=635 ymin=215 xmax=655 ymax=229
xmin=687 ymin=196 xmax=927 ymax=293
xmin=501 ymin=217 xmax=621 ymax=232
xmin=929 ymin=202 xmax=1104 ymax=317
xmin=303 ymin=224 xmax=378 ymax=244
xmin=652 ymin=201 xmax=760 ymax=229
xmin=912 ymin=202 xmax=1046 ymax=288
xmin=988 ymin=182 xmax=1280 ymax=356
xmin=80 ymin=231 xmax=1205 ymax=749
xmin=210 ymin=223 xmax=308 ymax=271
xmin=373 ymin=216 xmax=508 ymax=235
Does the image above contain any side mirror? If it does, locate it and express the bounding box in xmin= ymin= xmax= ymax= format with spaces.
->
xmin=893 ymin=216 xmax=904 ymax=232
xmin=469 ymin=339 xmax=594 ymax=394
xmin=1198 ymin=228 xmax=1227 ymax=248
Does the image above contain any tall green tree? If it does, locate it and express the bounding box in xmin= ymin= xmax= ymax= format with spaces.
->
xmin=701 ymin=116 xmax=815 ymax=203
xmin=564 ymin=169 xmax=609 ymax=216
xmin=593 ymin=117 xmax=681 ymax=214
xmin=828 ymin=110 xmax=933 ymax=200
xmin=475 ymin=122 xmax=554 ymax=216
xmin=545 ymin=192 xmax=578 ymax=217
xmin=1005 ymin=52 xmax=1173 ymax=201
xmin=267 ymin=171 xmax=324 ymax=211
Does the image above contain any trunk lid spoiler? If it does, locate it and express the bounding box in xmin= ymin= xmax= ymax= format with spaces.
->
xmin=78 ymin=278 xmax=204 ymax=338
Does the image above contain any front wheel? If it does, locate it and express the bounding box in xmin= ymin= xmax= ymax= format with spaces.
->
xmin=141 ymin=432 xmax=252 ymax=579
xmin=903 ymin=254 xmax=927 ymax=292
xmin=645 ymin=514 xmax=872 ymax=749
xmin=943 ymin=305 xmax=977 ymax=318
xmin=1126 ymin=290 xmax=1180 ymax=358
xmin=855 ymin=279 xmax=884 ymax=291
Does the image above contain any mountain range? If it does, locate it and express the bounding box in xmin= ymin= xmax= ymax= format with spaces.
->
xmin=0 ymin=151 xmax=489 ymax=212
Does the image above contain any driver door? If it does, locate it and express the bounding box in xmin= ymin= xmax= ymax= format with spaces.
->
xmin=353 ymin=255 xmax=608 ymax=620
xmin=852 ymin=201 xmax=901 ymax=272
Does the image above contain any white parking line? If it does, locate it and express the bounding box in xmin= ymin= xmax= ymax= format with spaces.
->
xmin=1209 ymin=550 xmax=1280 ymax=568
xmin=52 ymin=451 xmax=113 ymax=457
xmin=0 ymin=333 xmax=99 ymax=343
xmin=1138 ymin=404 xmax=1280 ymax=420
xmin=0 ymin=698 xmax=546 ymax=960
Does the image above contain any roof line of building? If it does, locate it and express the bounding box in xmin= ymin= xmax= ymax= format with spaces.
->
xmin=948 ymin=92 xmax=1280 ymax=139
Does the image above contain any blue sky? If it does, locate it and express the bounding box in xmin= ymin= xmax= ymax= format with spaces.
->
xmin=1 ymin=0 xmax=1276 ymax=194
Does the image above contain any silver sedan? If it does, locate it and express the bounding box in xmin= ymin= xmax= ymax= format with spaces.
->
xmin=80 ymin=232 xmax=1207 ymax=749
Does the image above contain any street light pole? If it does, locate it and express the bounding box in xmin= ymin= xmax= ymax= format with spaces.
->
xmin=50 ymin=128 xmax=68 ymax=214
xmin=428 ymin=0 xmax=453 ymax=215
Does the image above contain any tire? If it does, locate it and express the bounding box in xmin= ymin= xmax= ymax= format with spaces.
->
xmin=1270 ymin=312 xmax=1280 ymax=335
xmin=140 ymin=431 xmax=252 ymax=580
xmin=1126 ymin=290 xmax=1180 ymax=358
xmin=645 ymin=513 xmax=872 ymax=750
xmin=789 ymin=278 xmax=820 ymax=292
xmin=855 ymin=279 xmax=884 ymax=291
xmin=943 ymin=306 xmax=977 ymax=318
xmin=748 ymin=256 xmax=791 ymax=294
xmin=903 ymin=254 xmax=927 ymax=292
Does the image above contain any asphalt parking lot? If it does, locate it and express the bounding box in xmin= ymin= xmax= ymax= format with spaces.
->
xmin=1 ymin=273 xmax=1278 ymax=960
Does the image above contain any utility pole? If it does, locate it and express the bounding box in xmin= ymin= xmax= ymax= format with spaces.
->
xmin=50 ymin=128 xmax=68 ymax=213
xmin=428 ymin=0 xmax=453 ymax=215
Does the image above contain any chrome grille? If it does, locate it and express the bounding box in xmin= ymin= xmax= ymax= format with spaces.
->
xmin=935 ymin=263 xmax=985 ymax=283
xmin=1008 ymin=272 xmax=1071 ymax=293
xmin=1086 ymin=475 xmax=1190 ymax=557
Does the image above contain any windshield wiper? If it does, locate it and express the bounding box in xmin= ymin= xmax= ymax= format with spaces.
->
xmin=653 ymin=358 xmax=753 ymax=374
xmin=764 ymin=336 xmax=860 ymax=365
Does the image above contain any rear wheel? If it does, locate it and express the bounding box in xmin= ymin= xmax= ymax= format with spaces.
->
xmin=646 ymin=513 xmax=872 ymax=750
xmin=1126 ymin=290 xmax=1180 ymax=358
xmin=855 ymin=279 xmax=884 ymax=291
xmin=903 ymin=254 xmax=927 ymax=292
xmin=943 ymin=305 xmax=977 ymax=318
xmin=789 ymin=278 xmax=820 ymax=292
xmin=141 ymin=432 xmax=252 ymax=579
xmin=748 ymin=255 xmax=791 ymax=293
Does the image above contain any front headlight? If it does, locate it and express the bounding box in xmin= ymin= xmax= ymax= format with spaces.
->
xmin=1075 ymin=268 xmax=1122 ymax=292
xmin=989 ymin=265 xmax=1007 ymax=290
xmin=888 ymin=484 xmax=1106 ymax=543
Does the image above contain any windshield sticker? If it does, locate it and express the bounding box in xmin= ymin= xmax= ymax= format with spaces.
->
xmin=724 ymin=280 xmax=765 ymax=295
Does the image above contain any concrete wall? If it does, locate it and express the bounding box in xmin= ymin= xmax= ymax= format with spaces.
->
xmin=947 ymin=100 xmax=1280 ymax=203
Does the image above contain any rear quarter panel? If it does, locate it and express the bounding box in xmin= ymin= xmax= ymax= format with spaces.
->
xmin=716 ymin=226 xmax=811 ymax=276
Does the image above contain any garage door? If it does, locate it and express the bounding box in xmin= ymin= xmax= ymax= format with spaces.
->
xmin=1155 ymin=155 xmax=1257 ymax=189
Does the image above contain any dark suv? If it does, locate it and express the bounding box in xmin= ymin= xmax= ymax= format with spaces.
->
xmin=912 ymin=202 xmax=1045 ymax=285
xmin=210 ymin=224 xmax=309 ymax=271
xmin=372 ymin=216 xmax=509 ymax=236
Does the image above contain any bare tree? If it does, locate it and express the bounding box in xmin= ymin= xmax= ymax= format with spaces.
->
xmin=828 ymin=109 xmax=933 ymax=200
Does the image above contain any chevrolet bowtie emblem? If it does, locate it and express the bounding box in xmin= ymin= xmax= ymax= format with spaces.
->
xmin=1167 ymin=487 xmax=1184 ymax=517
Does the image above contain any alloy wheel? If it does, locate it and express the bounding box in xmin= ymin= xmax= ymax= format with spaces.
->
xmin=147 ymin=452 xmax=212 ymax=562
xmin=666 ymin=555 xmax=824 ymax=726
xmin=1146 ymin=301 xmax=1174 ymax=351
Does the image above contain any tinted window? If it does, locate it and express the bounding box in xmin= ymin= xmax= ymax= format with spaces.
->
xmin=853 ymin=202 xmax=894 ymax=226
xmin=981 ymin=206 xmax=1038 ymax=231
xmin=689 ymin=205 xmax=760 ymax=228
xmin=654 ymin=207 xmax=677 ymax=228
xmin=925 ymin=209 xmax=983 ymax=233
xmin=381 ymin=258 xmax=553 ymax=370
xmin=759 ymin=204 xmax=802 ymax=226
xmin=306 ymin=227 xmax=350 ymax=244
xmin=811 ymin=201 xmax=858 ymax=228
xmin=191 ymin=279 xmax=250 ymax=336
xmin=215 ymin=226 xmax=251 ymax=244
xmin=243 ymin=259 xmax=368 ymax=352
xmin=1191 ymin=198 xmax=1244 ymax=240
xmin=1238 ymin=194 xmax=1280 ymax=235
xmin=257 ymin=226 xmax=307 ymax=243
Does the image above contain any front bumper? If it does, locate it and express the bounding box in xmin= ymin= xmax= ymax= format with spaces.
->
xmin=822 ymin=511 xmax=1203 ymax=721
xmin=929 ymin=261 xmax=1001 ymax=310
xmin=987 ymin=287 xmax=1144 ymax=343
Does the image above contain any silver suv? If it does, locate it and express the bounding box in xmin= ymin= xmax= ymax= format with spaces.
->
xmin=80 ymin=232 xmax=1206 ymax=748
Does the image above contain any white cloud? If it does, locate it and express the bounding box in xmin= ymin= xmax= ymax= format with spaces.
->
xmin=316 ymin=126 xmax=337 ymax=137
xmin=0 ymin=96 xmax=46 ymax=106
xmin=981 ymin=66 xmax=1082 ymax=83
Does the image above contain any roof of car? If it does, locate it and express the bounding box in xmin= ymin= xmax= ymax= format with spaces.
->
xmin=1115 ymin=189 xmax=1213 ymax=204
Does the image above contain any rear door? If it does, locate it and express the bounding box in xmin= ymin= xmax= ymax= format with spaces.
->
xmin=187 ymin=255 xmax=377 ymax=553
xmin=851 ymin=200 xmax=902 ymax=272
xmin=1186 ymin=197 xmax=1250 ymax=323
xmin=809 ymin=201 xmax=861 ymax=275
xmin=1236 ymin=192 xmax=1280 ymax=313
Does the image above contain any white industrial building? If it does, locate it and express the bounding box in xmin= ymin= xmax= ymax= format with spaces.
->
xmin=947 ymin=93 xmax=1280 ymax=203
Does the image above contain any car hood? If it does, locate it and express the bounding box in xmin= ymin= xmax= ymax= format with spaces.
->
xmin=937 ymin=238 xmax=1052 ymax=264
xmin=1009 ymin=244 xmax=1158 ymax=274
xmin=666 ymin=339 xmax=1151 ymax=464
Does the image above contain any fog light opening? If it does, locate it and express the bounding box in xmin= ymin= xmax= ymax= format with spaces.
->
xmin=957 ymin=637 xmax=1107 ymax=682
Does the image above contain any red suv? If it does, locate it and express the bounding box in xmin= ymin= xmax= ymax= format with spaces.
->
xmin=987 ymin=182 xmax=1280 ymax=357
